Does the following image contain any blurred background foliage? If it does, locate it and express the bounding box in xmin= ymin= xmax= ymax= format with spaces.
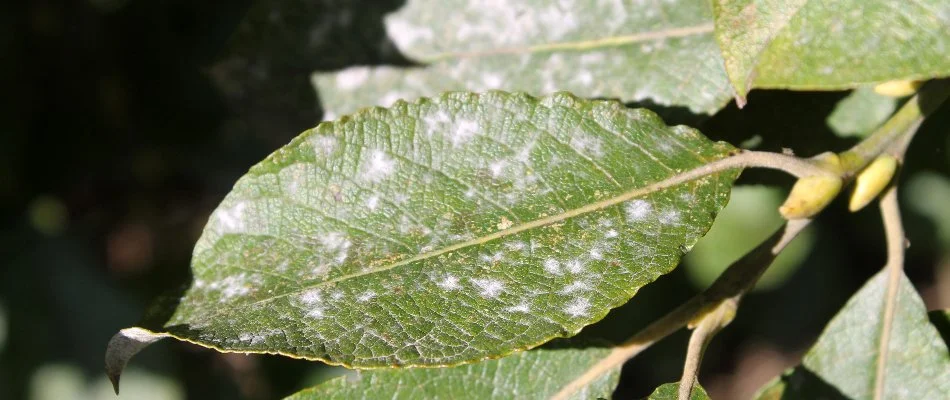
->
xmin=0 ymin=1 xmax=948 ymax=399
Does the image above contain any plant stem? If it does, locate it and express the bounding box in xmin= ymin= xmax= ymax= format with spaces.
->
xmin=874 ymin=185 xmax=905 ymax=400
xmin=551 ymin=219 xmax=811 ymax=400
xmin=678 ymin=298 xmax=738 ymax=400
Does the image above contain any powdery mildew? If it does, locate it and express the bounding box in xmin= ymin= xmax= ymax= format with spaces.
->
xmin=362 ymin=150 xmax=396 ymax=182
xmin=471 ymin=278 xmax=505 ymax=299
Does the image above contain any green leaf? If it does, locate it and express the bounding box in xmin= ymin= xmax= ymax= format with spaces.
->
xmin=645 ymin=382 xmax=710 ymax=400
xmin=712 ymin=0 xmax=950 ymax=103
xmin=827 ymin=87 xmax=898 ymax=139
xmin=286 ymin=347 xmax=620 ymax=400
xmin=109 ymin=91 xmax=738 ymax=378
xmin=753 ymin=269 xmax=950 ymax=399
xmin=314 ymin=0 xmax=734 ymax=118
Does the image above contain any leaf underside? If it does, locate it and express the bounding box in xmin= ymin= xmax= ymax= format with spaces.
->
xmin=123 ymin=91 xmax=737 ymax=369
xmin=287 ymin=347 xmax=620 ymax=400
xmin=754 ymin=269 xmax=950 ymax=399
xmin=713 ymin=0 xmax=950 ymax=100
xmin=314 ymin=0 xmax=734 ymax=118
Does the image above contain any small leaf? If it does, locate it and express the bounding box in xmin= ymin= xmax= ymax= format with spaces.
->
xmin=110 ymin=92 xmax=738 ymax=372
xmin=314 ymin=0 xmax=734 ymax=118
xmin=645 ymin=382 xmax=710 ymax=400
xmin=286 ymin=347 xmax=620 ymax=400
xmin=827 ymin=86 xmax=897 ymax=139
xmin=712 ymin=0 xmax=950 ymax=103
xmin=753 ymin=269 xmax=950 ymax=399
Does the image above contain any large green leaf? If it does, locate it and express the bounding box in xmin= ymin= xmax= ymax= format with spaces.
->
xmin=287 ymin=347 xmax=620 ymax=400
xmin=314 ymin=0 xmax=734 ymax=118
xmin=753 ymin=269 xmax=950 ymax=399
xmin=713 ymin=0 xmax=950 ymax=103
xmin=109 ymin=92 xmax=738 ymax=374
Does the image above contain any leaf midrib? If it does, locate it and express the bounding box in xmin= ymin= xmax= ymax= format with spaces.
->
xmin=422 ymin=23 xmax=715 ymax=63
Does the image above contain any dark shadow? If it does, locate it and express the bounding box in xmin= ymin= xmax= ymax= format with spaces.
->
xmin=929 ymin=310 xmax=950 ymax=349
xmin=758 ymin=367 xmax=850 ymax=400
xmin=698 ymin=89 xmax=854 ymax=186
xmin=623 ymin=99 xmax=712 ymax=129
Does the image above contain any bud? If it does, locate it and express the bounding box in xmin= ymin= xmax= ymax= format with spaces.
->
xmin=873 ymin=80 xmax=921 ymax=98
xmin=779 ymin=175 xmax=843 ymax=219
xmin=848 ymin=155 xmax=898 ymax=212
xmin=779 ymin=153 xmax=844 ymax=220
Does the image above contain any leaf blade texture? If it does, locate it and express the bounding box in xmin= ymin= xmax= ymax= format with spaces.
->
xmin=753 ymin=269 xmax=950 ymax=399
xmin=713 ymin=0 xmax=950 ymax=102
xmin=286 ymin=347 xmax=620 ymax=400
xmin=314 ymin=0 xmax=734 ymax=118
xmin=118 ymin=92 xmax=738 ymax=369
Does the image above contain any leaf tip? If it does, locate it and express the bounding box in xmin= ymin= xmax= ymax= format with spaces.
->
xmin=734 ymin=94 xmax=748 ymax=109
xmin=104 ymin=327 xmax=167 ymax=396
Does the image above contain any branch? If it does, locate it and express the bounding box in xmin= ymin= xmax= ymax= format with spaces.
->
xmin=551 ymin=219 xmax=812 ymax=400
xmin=678 ymin=298 xmax=738 ymax=400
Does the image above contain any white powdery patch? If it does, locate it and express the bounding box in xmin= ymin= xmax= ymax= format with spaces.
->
xmin=625 ymin=199 xmax=652 ymax=222
xmin=213 ymin=273 xmax=252 ymax=301
xmin=589 ymin=247 xmax=604 ymax=260
xmin=320 ymin=232 xmax=352 ymax=264
xmin=365 ymin=195 xmax=381 ymax=211
xmin=575 ymin=70 xmax=593 ymax=86
xmin=471 ymin=278 xmax=505 ymax=299
xmin=489 ymin=160 xmax=507 ymax=178
xmin=505 ymin=241 xmax=526 ymax=251
xmin=362 ymin=150 xmax=396 ymax=183
xmin=569 ymin=131 xmax=604 ymax=158
xmin=386 ymin=18 xmax=434 ymax=48
xmin=480 ymin=252 xmax=504 ymax=263
xmin=335 ymin=67 xmax=370 ymax=90
xmin=543 ymin=258 xmax=562 ymax=275
xmin=481 ymin=73 xmax=504 ymax=89
xmin=299 ymin=288 xmax=322 ymax=305
xmin=505 ymin=302 xmax=531 ymax=313
xmin=436 ymin=274 xmax=461 ymax=291
xmin=216 ymin=201 xmax=247 ymax=233
xmin=605 ymin=229 xmax=619 ymax=239
xmin=659 ymin=209 xmax=681 ymax=225
xmin=564 ymin=297 xmax=591 ymax=317
xmin=238 ymin=332 xmax=267 ymax=346
xmin=565 ymin=259 xmax=585 ymax=274
xmin=356 ymin=291 xmax=377 ymax=303
xmin=310 ymin=135 xmax=337 ymax=158
xmin=450 ymin=118 xmax=480 ymax=148
xmin=560 ymin=281 xmax=591 ymax=294
xmin=307 ymin=307 xmax=326 ymax=319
